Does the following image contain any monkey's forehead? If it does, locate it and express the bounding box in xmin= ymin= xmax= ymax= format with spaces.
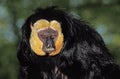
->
xmin=32 ymin=19 xmax=62 ymax=32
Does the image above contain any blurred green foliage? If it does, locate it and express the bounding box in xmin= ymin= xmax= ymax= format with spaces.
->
xmin=0 ymin=0 xmax=120 ymax=79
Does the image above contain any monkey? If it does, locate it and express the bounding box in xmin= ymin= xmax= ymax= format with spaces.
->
xmin=17 ymin=7 xmax=120 ymax=79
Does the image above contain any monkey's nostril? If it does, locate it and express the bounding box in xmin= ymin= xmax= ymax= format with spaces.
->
xmin=46 ymin=44 xmax=51 ymax=48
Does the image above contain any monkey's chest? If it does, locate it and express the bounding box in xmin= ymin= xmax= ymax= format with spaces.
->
xmin=54 ymin=66 xmax=68 ymax=79
xmin=41 ymin=66 xmax=68 ymax=79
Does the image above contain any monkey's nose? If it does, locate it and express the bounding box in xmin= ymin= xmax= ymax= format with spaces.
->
xmin=46 ymin=37 xmax=55 ymax=48
xmin=46 ymin=43 xmax=53 ymax=48
xmin=44 ymin=37 xmax=55 ymax=54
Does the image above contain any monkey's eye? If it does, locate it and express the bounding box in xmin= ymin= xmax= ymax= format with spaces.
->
xmin=40 ymin=35 xmax=47 ymax=39
xmin=51 ymin=35 xmax=57 ymax=40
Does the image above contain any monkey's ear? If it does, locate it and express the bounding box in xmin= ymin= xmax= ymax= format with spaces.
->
xmin=30 ymin=23 xmax=33 ymax=30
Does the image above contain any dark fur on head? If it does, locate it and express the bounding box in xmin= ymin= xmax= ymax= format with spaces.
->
xmin=18 ymin=7 xmax=120 ymax=79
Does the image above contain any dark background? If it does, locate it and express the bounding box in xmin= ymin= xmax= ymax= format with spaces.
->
xmin=0 ymin=0 xmax=120 ymax=79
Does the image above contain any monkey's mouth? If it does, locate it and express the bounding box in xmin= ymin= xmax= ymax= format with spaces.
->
xmin=43 ymin=48 xmax=55 ymax=54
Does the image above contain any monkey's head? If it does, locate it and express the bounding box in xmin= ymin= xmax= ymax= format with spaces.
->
xmin=30 ymin=19 xmax=64 ymax=56
xmin=21 ymin=7 xmax=74 ymax=57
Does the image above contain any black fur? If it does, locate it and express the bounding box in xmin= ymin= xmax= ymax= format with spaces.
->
xmin=17 ymin=7 xmax=120 ymax=79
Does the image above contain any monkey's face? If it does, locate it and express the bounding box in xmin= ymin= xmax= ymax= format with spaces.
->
xmin=30 ymin=19 xmax=64 ymax=56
